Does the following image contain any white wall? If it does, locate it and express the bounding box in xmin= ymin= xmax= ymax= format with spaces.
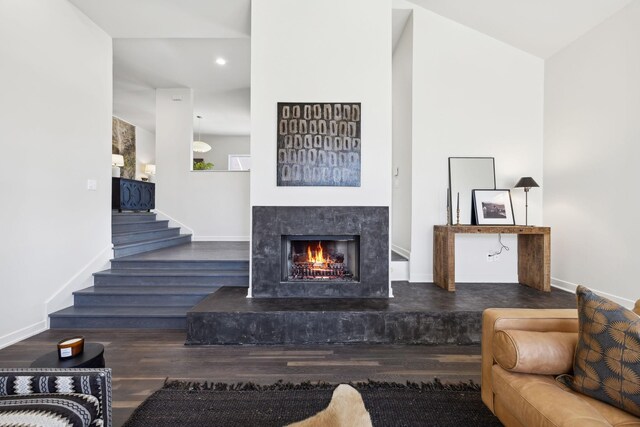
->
xmin=0 ymin=0 xmax=112 ymax=347
xmin=156 ymin=89 xmax=250 ymax=241
xmin=392 ymin=15 xmax=413 ymax=258
xmin=409 ymin=7 xmax=544 ymax=282
xmin=544 ymin=1 xmax=640 ymax=306
xmin=196 ymin=135 xmax=250 ymax=171
xmin=250 ymin=0 xmax=392 ymax=208
xmin=135 ymin=126 xmax=155 ymax=180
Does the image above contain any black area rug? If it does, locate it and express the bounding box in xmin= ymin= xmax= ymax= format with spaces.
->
xmin=123 ymin=380 xmax=502 ymax=427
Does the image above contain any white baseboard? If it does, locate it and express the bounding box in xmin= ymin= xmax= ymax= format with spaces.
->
xmin=409 ymin=273 xmax=433 ymax=283
xmin=153 ymin=209 xmax=195 ymax=236
xmin=391 ymin=244 xmax=410 ymax=260
xmin=552 ymin=277 xmax=635 ymax=309
xmin=192 ymin=236 xmax=250 ymax=242
xmin=0 ymin=320 xmax=47 ymax=350
xmin=455 ymin=273 xmax=518 ymax=283
xmin=45 ymin=245 xmax=112 ymax=317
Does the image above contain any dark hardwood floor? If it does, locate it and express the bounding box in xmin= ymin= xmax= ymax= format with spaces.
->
xmin=0 ymin=329 xmax=482 ymax=426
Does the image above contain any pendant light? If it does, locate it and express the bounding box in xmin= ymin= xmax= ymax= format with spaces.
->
xmin=193 ymin=115 xmax=212 ymax=153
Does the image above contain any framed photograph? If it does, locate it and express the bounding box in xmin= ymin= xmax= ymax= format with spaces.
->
xmin=472 ymin=189 xmax=515 ymax=225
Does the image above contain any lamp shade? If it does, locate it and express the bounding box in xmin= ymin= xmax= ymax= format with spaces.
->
xmin=514 ymin=177 xmax=539 ymax=189
xmin=193 ymin=141 xmax=212 ymax=153
xmin=112 ymin=154 xmax=124 ymax=167
xmin=144 ymin=164 xmax=156 ymax=175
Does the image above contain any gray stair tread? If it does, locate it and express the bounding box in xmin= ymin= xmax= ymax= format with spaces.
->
xmin=75 ymin=286 xmax=218 ymax=295
xmin=94 ymin=268 xmax=247 ymax=277
xmin=113 ymin=219 xmax=168 ymax=226
xmin=115 ymin=242 xmax=249 ymax=261
xmin=50 ymin=306 xmax=191 ymax=317
xmin=112 ymin=211 xmax=155 ymax=215
xmin=113 ymin=235 xmax=191 ymax=249
xmin=112 ymin=227 xmax=180 ymax=237
xmin=112 ymin=214 xmax=156 ymax=219
xmin=111 ymin=259 xmax=249 ymax=266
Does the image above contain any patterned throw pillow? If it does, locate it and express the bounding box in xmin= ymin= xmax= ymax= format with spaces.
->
xmin=558 ymin=286 xmax=640 ymax=416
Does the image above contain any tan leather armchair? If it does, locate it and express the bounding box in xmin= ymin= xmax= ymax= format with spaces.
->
xmin=481 ymin=306 xmax=640 ymax=427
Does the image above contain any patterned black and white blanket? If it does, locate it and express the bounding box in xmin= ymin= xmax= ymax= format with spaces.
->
xmin=0 ymin=369 xmax=111 ymax=427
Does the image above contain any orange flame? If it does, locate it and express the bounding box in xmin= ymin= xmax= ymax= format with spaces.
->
xmin=307 ymin=241 xmax=328 ymax=264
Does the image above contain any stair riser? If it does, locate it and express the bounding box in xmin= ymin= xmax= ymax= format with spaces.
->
xmin=50 ymin=317 xmax=186 ymax=329
xmin=109 ymin=260 xmax=249 ymax=271
xmin=111 ymin=214 xmax=157 ymax=224
xmin=94 ymin=275 xmax=249 ymax=287
xmin=112 ymin=228 xmax=180 ymax=245
xmin=113 ymin=235 xmax=191 ymax=258
xmin=112 ymin=221 xmax=169 ymax=233
xmin=74 ymin=293 xmax=211 ymax=307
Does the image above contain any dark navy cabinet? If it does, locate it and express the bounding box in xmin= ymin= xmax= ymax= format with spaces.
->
xmin=112 ymin=178 xmax=155 ymax=212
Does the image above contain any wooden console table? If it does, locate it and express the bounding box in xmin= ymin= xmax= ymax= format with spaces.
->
xmin=433 ymin=225 xmax=550 ymax=292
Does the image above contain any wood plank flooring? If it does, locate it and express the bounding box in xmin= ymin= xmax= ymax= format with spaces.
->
xmin=0 ymin=329 xmax=481 ymax=426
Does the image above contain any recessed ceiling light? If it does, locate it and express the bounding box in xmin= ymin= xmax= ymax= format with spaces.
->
xmin=215 ymin=57 xmax=227 ymax=66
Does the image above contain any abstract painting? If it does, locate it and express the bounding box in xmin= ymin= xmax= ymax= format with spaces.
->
xmin=277 ymin=102 xmax=361 ymax=187
xmin=112 ymin=117 xmax=136 ymax=180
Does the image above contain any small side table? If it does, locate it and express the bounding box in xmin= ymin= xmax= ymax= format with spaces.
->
xmin=31 ymin=343 xmax=105 ymax=369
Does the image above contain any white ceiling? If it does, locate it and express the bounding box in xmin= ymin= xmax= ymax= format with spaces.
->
xmin=407 ymin=0 xmax=634 ymax=58
xmin=67 ymin=0 xmax=251 ymax=38
xmin=69 ymin=0 xmax=251 ymax=136
xmin=70 ymin=0 xmax=634 ymax=135
xmin=113 ymin=38 xmax=250 ymax=136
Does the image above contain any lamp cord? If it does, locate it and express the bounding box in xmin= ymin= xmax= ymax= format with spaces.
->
xmin=490 ymin=234 xmax=510 ymax=257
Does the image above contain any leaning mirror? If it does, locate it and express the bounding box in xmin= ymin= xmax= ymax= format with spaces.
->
xmin=449 ymin=157 xmax=496 ymax=225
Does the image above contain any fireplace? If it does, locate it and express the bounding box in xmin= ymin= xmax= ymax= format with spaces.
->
xmin=252 ymin=206 xmax=389 ymax=298
xmin=282 ymin=235 xmax=360 ymax=282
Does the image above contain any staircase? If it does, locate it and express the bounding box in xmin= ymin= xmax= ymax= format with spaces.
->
xmin=49 ymin=213 xmax=249 ymax=329
xmin=111 ymin=212 xmax=191 ymax=258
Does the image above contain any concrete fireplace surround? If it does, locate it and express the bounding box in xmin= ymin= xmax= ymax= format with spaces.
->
xmin=251 ymin=206 xmax=389 ymax=298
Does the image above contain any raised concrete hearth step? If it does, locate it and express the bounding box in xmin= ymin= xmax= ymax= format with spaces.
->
xmin=113 ymin=234 xmax=192 ymax=258
xmin=49 ymin=305 xmax=189 ymax=329
xmin=186 ymin=284 xmax=578 ymax=345
xmin=73 ymin=286 xmax=220 ymax=307
xmin=112 ymin=227 xmax=181 ymax=245
xmin=111 ymin=212 xmax=157 ymax=223
xmin=112 ymin=220 xmax=169 ymax=234
xmin=93 ymin=268 xmax=249 ymax=286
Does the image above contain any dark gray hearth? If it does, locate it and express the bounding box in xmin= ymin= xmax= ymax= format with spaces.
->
xmin=252 ymin=206 xmax=389 ymax=298
xmin=185 ymin=282 xmax=577 ymax=345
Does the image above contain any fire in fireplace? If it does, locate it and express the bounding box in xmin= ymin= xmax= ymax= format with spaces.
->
xmin=282 ymin=235 xmax=360 ymax=282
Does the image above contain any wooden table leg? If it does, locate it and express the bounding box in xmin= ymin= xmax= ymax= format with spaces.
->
xmin=517 ymin=232 xmax=550 ymax=292
xmin=434 ymin=227 xmax=455 ymax=291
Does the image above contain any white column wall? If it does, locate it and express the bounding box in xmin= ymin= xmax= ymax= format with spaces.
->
xmin=0 ymin=0 xmax=112 ymax=347
xmin=155 ymin=89 xmax=250 ymax=241
xmin=250 ymin=0 xmax=392 ymax=208
xmin=544 ymin=1 xmax=640 ymax=306
xmin=392 ymin=16 xmax=413 ymax=258
xmin=409 ymin=8 xmax=544 ymax=283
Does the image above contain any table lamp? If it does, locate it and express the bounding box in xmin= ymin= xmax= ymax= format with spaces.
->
xmin=112 ymin=154 xmax=124 ymax=177
xmin=144 ymin=164 xmax=156 ymax=182
xmin=514 ymin=177 xmax=539 ymax=226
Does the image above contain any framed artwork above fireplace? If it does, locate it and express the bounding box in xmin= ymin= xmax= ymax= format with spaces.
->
xmin=276 ymin=102 xmax=361 ymax=187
